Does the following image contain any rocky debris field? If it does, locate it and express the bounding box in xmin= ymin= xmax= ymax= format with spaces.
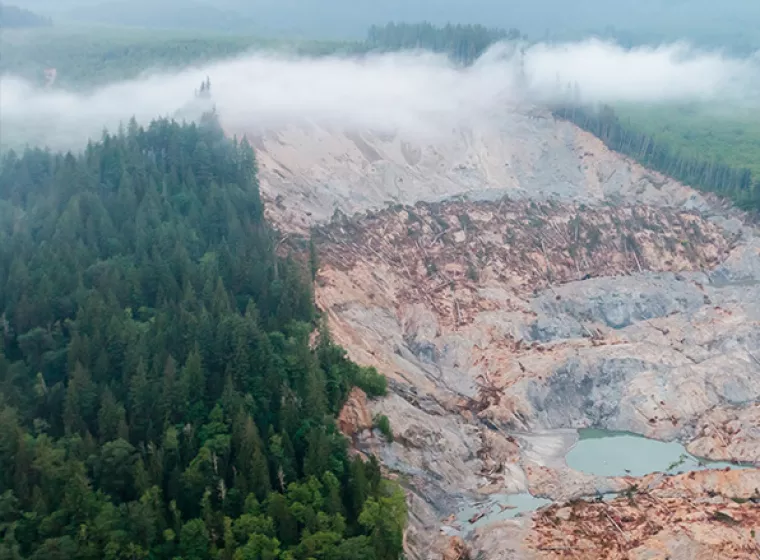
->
xmin=527 ymin=470 xmax=760 ymax=559
xmin=314 ymin=198 xmax=735 ymax=327
xmin=687 ymin=403 xmax=760 ymax=464
xmin=312 ymin=195 xmax=760 ymax=559
xmin=249 ymin=109 xmax=760 ymax=559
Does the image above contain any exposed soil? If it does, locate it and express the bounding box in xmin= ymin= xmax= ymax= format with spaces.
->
xmin=243 ymin=111 xmax=760 ymax=560
xmin=527 ymin=470 xmax=760 ymax=560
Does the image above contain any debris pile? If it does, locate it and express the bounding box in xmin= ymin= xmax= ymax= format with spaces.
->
xmin=526 ymin=470 xmax=760 ymax=559
xmin=315 ymin=199 xmax=734 ymax=330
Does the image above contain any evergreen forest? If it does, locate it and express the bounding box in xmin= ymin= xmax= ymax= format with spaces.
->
xmin=0 ymin=111 xmax=406 ymax=560
xmin=366 ymin=22 xmax=524 ymax=64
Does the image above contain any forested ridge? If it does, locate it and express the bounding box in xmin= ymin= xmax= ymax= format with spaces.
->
xmin=11 ymin=0 xmax=759 ymax=49
xmin=366 ymin=22 xmax=523 ymax=64
xmin=0 ymin=25 xmax=363 ymax=88
xmin=0 ymin=22 xmax=510 ymax=87
xmin=0 ymin=111 xmax=405 ymax=559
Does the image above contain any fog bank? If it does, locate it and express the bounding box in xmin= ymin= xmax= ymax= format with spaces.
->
xmin=1 ymin=39 xmax=758 ymax=151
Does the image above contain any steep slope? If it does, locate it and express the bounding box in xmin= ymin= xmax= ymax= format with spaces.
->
xmin=248 ymin=107 xmax=760 ymax=559
xmin=234 ymin=107 xmax=709 ymax=234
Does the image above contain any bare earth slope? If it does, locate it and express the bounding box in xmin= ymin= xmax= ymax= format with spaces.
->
xmin=234 ymin=106 xmax=713 ymax=233
xmin=244 ymin=107 xmax=760 ymax=559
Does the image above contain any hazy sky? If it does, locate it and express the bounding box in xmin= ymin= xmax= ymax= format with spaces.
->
xmin=11 ymin=0 xmax=760 ymax=45
xmin=1 ymin=39 xmax=758 ymax=151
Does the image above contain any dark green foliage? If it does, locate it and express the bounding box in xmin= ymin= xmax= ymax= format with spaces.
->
xmin=0 ymin=21 xmax=514 ymax=90
xmin=712 ymin=510 xmax=739 ymax=525
xmin=358 ymin=483 xmax=407 ymax=560
xmin=366 ymin=22 xmax=523 ymax=64
xmin=0 ymin=115 xmax=404 ymax=559
xmin=315 ymin=328 xmax=387 ymax=404
xmin=350 ymin=366 xmax=387 ymax=399
xmin=554 ymin=104 xmax=760 ymax=212
xmin=613 ymin=104 xmax=760 ymax=180
xmin=0 ymin=26 xmax=363 ymax=89
xmin=309 ymin=236 xmax=319 ymax=282
xmin=374 ymin=415 xmax=393 ymax=443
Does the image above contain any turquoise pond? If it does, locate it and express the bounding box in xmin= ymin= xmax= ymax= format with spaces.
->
xmin=447 ymin=428 xmax=749 ymax=534
xmin=565 ymin=428 xmax=746 ymax=478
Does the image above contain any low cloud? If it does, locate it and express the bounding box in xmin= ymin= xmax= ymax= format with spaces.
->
xmin=1 ymin=39 xmax=758 ymax=151
xmin=516 ymin=40 xmax=758 ymax=104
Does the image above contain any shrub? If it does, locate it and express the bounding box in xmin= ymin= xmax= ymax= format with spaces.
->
xmin=375 ymin=415 xmax=394 ymax=442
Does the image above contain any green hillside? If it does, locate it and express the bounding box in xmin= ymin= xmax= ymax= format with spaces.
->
xmin=0 ymin=26 xmax=358 ymax=87
xmin=615 ymin=104 xmax=760 ymax=179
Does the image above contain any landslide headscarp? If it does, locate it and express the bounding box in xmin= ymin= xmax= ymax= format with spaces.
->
xmin=246 ymin=108 xmax=712 ymax=235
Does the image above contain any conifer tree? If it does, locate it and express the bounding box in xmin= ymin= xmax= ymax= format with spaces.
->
xmin=0 ymin=117 xmax=405 ymax=560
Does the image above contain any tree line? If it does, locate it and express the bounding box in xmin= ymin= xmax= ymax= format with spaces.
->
xmin=553 ymin=103 xmax=760 ymax=212
xmin=0 ymin=110 xmax=405 ymax=559
xmin=2 ymin=22 xmax=514 ymax=89
xmin=366 ymin=21 xmax=524 ymax=64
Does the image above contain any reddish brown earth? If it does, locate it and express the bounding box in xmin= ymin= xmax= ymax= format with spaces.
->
xmin=526 ymin=470 xmax=760 ymax=560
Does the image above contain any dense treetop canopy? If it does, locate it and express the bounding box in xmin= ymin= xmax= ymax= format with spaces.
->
xmin=0 ymin=110 xmax=404 ymax=560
